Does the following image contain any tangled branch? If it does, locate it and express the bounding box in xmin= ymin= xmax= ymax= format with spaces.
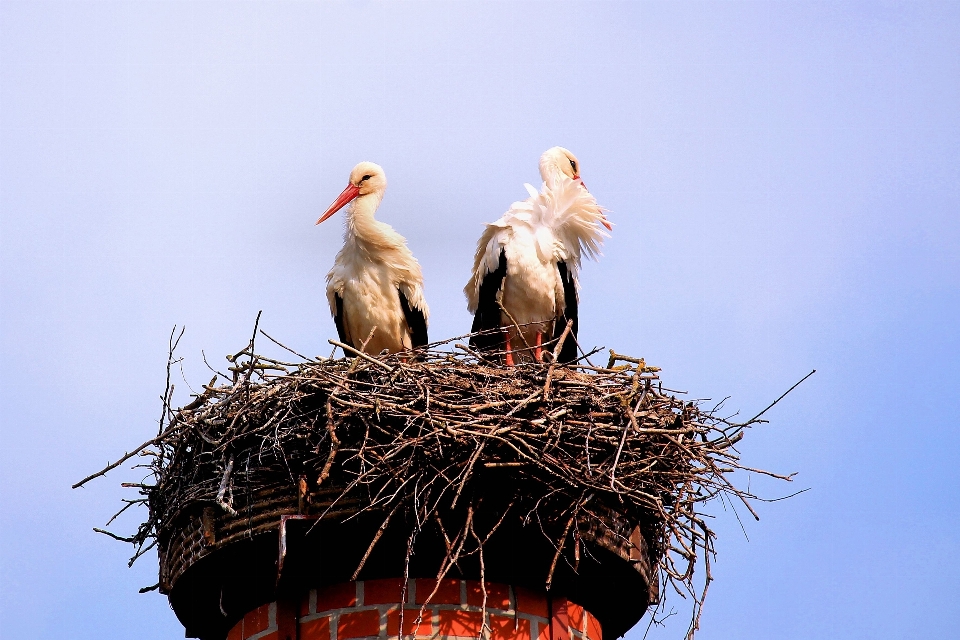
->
xmin=79 ymin=324 xmax=807 ymax=640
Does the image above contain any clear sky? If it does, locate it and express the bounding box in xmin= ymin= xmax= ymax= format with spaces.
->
xmin=1 ymin=1 xmax=958 ymax=639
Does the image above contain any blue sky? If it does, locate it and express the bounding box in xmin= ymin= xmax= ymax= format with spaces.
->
xmin=1 ymin=1 xmax=958 ymax=638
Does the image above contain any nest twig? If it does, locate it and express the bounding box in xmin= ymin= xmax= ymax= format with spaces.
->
xmin=78 ymin=321 xmax=809 ymax=640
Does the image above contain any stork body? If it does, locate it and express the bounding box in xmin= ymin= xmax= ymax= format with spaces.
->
xmin=318 ymin=162 xmax=429 ymax=355
xmin=465 ymin=147 xmax=610 ymax=364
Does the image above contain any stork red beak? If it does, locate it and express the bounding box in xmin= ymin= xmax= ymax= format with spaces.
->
xmin=317 ymin=183 xmax=361 ymax=224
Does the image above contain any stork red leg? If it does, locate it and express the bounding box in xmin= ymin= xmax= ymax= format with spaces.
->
xmin=505 ymin=336 xmax=515 ymax=367
xmin=535 ymin=332 xmax=543 ymax=362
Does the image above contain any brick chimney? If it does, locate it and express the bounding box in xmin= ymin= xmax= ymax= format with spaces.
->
xmin=227 ymin=579 xmax=601 ymax=640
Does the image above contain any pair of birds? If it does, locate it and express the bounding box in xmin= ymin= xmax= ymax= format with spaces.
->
xmin=317 ymin=147 xmax=611 ymax=364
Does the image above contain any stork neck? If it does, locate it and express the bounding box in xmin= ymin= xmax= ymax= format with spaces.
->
xmin=346 ymin=193 xmax=384 ymax=242
xmin=539 ymin=161 xmax=567 ymax=189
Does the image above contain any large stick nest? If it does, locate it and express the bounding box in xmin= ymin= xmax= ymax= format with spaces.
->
xmin=80 ymin=321 xmax=801 ymax=639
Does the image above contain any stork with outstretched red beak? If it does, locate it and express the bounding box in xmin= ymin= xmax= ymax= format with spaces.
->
xmin=317 ymin=162 xmax=429 ymax=355
xmin=465 ymin=147 xmax=611 ymax=365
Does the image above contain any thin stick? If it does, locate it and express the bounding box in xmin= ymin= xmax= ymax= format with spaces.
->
xmin=87 ymin=319 xmax=802 ymax=640
xmin=260 ymin=329 xmax=313 ymax=361
xmin=351 ymin=501 xmax=402 ymax=580
xmin=93 ymin=527 xmax=135 ymax=542
xmin=737 ymin=369 xmax=816 ymax=426
xmin=72 ymin=417 xmax=187 ymax=489
xmin=216 ymin=455 xmax=237 ymax=516
xmin=328 ymin=339 xmax=394 ymax=372
xmin=543 ymin=320 xmax=574 ymax=397
xmin=157 ymin=325 xmax=185 ymax=437
xmin=497 ymin=301 xmax=533 ymax=353
xmin=319 ymin=328 xmax=378 ymax=486
xmin=545 ymin=507 xmax=579 ymax=591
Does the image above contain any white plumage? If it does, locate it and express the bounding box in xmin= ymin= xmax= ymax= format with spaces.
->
xmin=465 ymin=147 xmax=610 ymax=363
xmin=318 ymin=162 xmax=429 ymax=355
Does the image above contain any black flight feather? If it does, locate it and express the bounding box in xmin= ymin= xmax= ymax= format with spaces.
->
xmin=552 ymin=261 xmax=579 ymax=363
xmin=333 ymin=293 xmax=352 ymax=348
xmin=469 ymin=249 xmax=508 ymax=352
xmin=398 ymin=289 xmax=429 ymax=348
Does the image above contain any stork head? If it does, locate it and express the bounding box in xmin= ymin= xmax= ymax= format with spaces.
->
xmin=539 ymin=146 xmax=581 ymax=182
xmin=539 ymin=146 xmax=612 ymax=230
xmin=317 ymin=161 xmax=387 ymax=224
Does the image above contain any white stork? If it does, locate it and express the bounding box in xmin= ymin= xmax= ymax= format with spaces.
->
xmin=317 ymin=162 xmax=429 ymax=355
xmin=464 ymin=147 xmax=611 ymax=365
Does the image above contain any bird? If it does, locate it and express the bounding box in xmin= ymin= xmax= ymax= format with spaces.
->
xmin=317 ymin=162 xmax=429 ymax=355
xmin=464 ymin=147 xmax=611 ymax=365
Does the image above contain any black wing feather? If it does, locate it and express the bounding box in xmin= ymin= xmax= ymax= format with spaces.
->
xmin=334 ymin=293 xmax=353 ymax=348
xmin=552 ymin=261 xmax=579 ymax=363
xmin=398 ymin=289 xmax=429 ymax=348
xmin=469 ymin=249 xmax=508 ymax=352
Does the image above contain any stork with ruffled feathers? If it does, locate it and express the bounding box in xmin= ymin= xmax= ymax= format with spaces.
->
xmin=465 ymin=147 xmax=611 ymax=364
xmin=317 ymin=162 xmax=429 ymax=355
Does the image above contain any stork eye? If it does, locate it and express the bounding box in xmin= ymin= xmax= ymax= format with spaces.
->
xmin=570 ymin=160 xmax=577 ymax=171
xmin=361 ymin=174 xmax=372 ymax=182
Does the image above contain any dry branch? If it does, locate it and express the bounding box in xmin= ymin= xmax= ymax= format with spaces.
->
xmin=79 ymin=323 xmax=808 ymax=639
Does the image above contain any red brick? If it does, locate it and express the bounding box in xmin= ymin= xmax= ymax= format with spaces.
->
xmin=244 ymin=603 xmax=273 ymax=637
xmin=338 ymin=610 xmax=382 ymax=639
xmin=585 ymin=612 xmax=602 ymax=640
xmin=514 ymin=586 xmax=548 ymax=618
xmin=567 ymin=602 xmax=584 ymax=633
xmin=316 ymin=583 xmax=357 ymax=611
xmin=489 ymin=614 xmax=531 ymax=640
xmin=301 ymin=616 xmax=332 ymax=640
xmin=299 ymin=593 xmax=312 ymax=617
xmin=437 ymin=609 xmax=485 ymax=637
xmin=365 ymin=578 xmax=407 ymax=605
xmin=256 ymin=634 xmax=279 ymax=640
xmin=386 ymin=607 xmax=433 ymax=636
xmin=227 ymin=620 xmax=243 ymax=640
xmin=415 ymin=578 xmax=461 ymax=605
xmin=466 ymin=581 xmax=512 ymax=610
xmin=277 ymin=600 xmax=298 ymax=640
xmin=551 ymin=599 xmax=571 ymax=640
xmin=536 ymin=619 xmax=550 ymax=640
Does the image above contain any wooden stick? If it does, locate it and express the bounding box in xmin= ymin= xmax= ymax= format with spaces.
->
xmin=328 ymin=340 xmax=395 ymax=372
xmin=543 ymin=320 xmax=574 ymax=397
xmin=85 ymin=317 xmax=800 ymax=640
